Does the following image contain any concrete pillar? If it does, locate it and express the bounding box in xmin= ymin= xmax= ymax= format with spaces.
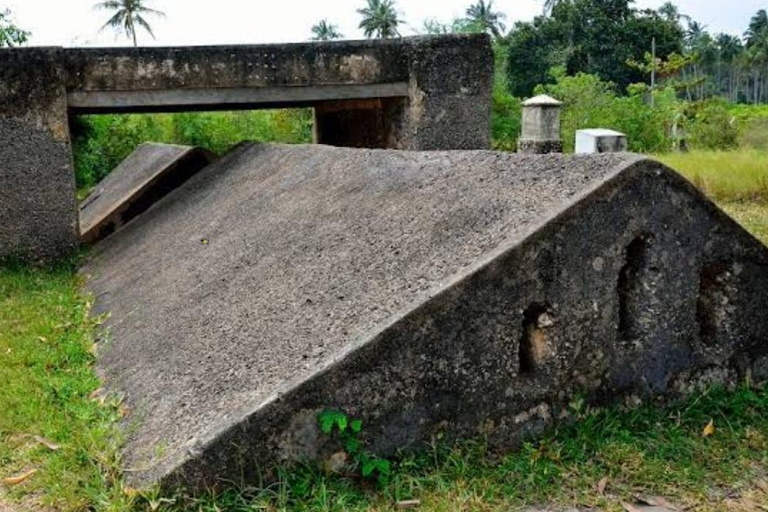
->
xmin=517 ymin=95 xmax=563 ymax=154
xmin=314 ymin=35 xmax=493 ymax=151
xmin=0 ymin=48 xmax=79 ymax=264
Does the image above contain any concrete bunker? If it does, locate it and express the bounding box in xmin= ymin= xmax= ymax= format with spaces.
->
xmin=79 ymin=144 xmax=768 ymax=489
xmin=0 ymin=34 xmax=492 ymax=263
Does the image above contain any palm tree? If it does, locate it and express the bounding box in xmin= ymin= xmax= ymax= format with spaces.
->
xmin=95 ymin=0 xmax=165 ymax=47
xmin=311 ymin=20 xmax=343 ymax=41
xmin=684 ymin=20 xmax=707 ymax=50
xmin=465 ymin=0 xmax=506 ymax=38
xmin=657 ymin=1 xmax=690 ymax=26
xmin=357 ymin=0 xmax=401 ymax=39
xmin=745 ymin=9 xmax=768 ymax=48
xmin=716 ymin=33 xmax=744 ymax=101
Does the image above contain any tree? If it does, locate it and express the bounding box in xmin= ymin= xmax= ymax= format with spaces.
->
xmin=94 ymin=0 xmax=165 ymax=47
xmin=465 ymin=0 xmax=506 ymax=38
xmin=542 ymin=0 xmax=571 ymax=16
xmin=357 ymin=0 xmax=401 ymax=39
xmin=506 ymin=0 xmax=684 ymax=97
xmin=745 ymin=10 xmax=768 ymax=103
xmin=0 ymin=9 xmax=29 ymax=47
xmin=311 ymin=20 xmax=343 ymax=41
xmin=657 ymin=2 xmax=689 ymax=26
xmin=745 ymin=9 xmax=768 ymax=46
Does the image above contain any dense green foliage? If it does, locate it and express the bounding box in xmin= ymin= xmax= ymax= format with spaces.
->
xmin=504 ymin=2 xmax=768 ymax=105
xmin=71 ymin=109 xmax=313 ymax=190
xmin=505 ymin=0 xmax=683 ymax=97
xmin=530 ymin=68 xmax=743 ymax=153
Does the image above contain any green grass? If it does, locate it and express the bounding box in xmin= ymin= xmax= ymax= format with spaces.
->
xmin=657 ymin=150 xmax=768 ymax=204
xmin=2 ymin=151 xmax=768 ymax=511
xmin=168 ymin=385 xmax=768 ymax=512
xmin=0 ymin=264 xmax=131 ymax=511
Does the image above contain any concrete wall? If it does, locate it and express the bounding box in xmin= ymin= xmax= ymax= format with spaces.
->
xmin=0 ymin=48 xmax=79 ymax=263
xmin=0 ymin=35 xmax=492 ymax=263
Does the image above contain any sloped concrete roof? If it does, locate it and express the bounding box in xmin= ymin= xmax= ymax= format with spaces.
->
xmin=83 ymin=144 xmax=768 ymax=488
xmin=79 ymin=143 xmax=212 ymax=243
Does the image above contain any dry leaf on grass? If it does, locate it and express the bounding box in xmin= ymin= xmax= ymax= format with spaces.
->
xmin=396 ymin=499 xmax=421 ymax=509
xmin=635 ymin=495 xmax=679 ymax=509
xmin=32 ymin=436 xmax=60 ymax=451
xmin=703 ymin=419 xmax=716 ymax=437
xmin=597 ymin=476 xmax=609 ymax=495
xmin=122 ymin=486 xmax=139 ymax=497
xmin=2 ymin=469 xmax=37 ymax=486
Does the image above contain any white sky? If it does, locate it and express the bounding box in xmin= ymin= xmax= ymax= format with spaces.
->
xmin=4 ymin=0 xmax=764 ymax=48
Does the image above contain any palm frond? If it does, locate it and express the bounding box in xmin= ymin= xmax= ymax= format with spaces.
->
xmin=99 ymin=10 xmax=126 ymax=32
xmin=134 ymin=15 xmax=156 ymax=39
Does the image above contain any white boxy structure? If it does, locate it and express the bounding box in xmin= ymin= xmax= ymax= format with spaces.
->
xmin=575 ymin=129 xmax=628 ymax=154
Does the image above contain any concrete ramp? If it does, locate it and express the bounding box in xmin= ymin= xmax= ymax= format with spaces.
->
xmin=79 ymin=143 xmax=213 ymax=243
xmin=83 ymin=144 xmax=768 ymax=489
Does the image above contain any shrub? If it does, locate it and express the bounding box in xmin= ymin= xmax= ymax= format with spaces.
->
xmin=534 ymin=68 xmax=680 ymax=153
xmin=683 ymin=98 xmax=739 ymax=151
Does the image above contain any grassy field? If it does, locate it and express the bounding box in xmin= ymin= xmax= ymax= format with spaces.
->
xmin=1 ymin=151 xmax=767 ymax=512
xmin=658 ymin=150 xmax=768 ymax=204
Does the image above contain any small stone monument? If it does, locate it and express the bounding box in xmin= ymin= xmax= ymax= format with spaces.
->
xmin=575 ymin=129 xmax=628 ymax=154
xmin=518 ymin=94 xmax=563 ymax=154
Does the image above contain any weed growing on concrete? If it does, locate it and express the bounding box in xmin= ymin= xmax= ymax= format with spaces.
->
xmin=318 ymin=410 xmax=392 ymax=485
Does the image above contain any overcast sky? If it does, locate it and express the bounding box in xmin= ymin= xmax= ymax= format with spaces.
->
xmin=4 ymin=0 xmax=764 ymax=48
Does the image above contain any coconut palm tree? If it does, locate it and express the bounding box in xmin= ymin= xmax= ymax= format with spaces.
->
xmin=746 ymin=9 xmax=768 ymax=48
xmin=311 ymin=20 xmax=343 ymax=41
xmin=357 ymin=0 xmax=401 ymax=39
xmin=657 ymin=1 xmax=690 ymax=26
xmin=95 ymin=0 xmax=165 ymax=47
xmin=465 ymin=0 xmax=506 ymax=38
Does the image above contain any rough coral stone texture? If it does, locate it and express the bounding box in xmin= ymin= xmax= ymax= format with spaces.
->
xmin=0 ymin=47 xmax=78 ymax=263
xmin=83 ymin=144 xmax=768 ymax=489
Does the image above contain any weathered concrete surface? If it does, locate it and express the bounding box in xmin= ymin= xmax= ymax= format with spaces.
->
xmin=83 ymin=144 xmax=768 ymax=489
xmin=0 ymin=34 xmax=491 ymax=264
xmin=79 ymin=143 xmax=213 ymax=244
xmin=0 ymin=48 xmax=78 ymax=263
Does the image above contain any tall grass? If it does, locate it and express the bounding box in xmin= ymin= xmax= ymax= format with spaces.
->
xmin=658 ymin=150 xmax=768 ymax=204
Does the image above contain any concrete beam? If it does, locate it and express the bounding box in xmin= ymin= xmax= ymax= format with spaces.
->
xmin=67 ymin=83 xmax=409 ymax=114
xmin=0 ymin=34 xmax=492 ymax=264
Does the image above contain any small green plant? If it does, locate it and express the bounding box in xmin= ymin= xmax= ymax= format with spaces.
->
xmin=317 ymin=409 xmax=392 ymax=485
